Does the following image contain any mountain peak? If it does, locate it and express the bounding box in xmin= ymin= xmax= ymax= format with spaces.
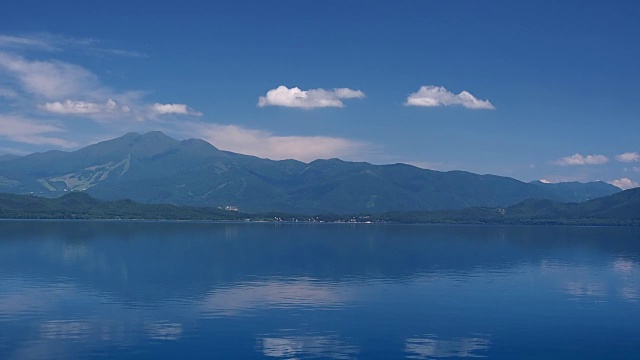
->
xmin=139 ymin=131 xmax=176 ymax=141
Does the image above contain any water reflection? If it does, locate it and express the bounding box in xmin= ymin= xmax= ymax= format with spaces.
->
xmin=259 ymin=331 xmax=359 ymax=360
xmin=0 ymin=222 xmax=639 ymax=359
xmin=146 ymin=321 xmax=183 ymax=341
xmin=199 ymin=278 xmax=348 ymax=317
xmin=40 ymin=320 xmax=92 ymax=340
xmin=564 ymin=281 xmax=607 ymax=299
xmin=405 ymin=335 xmax=491 ymax=359
xmin=538 ymin=256 xmax=640 ymax=303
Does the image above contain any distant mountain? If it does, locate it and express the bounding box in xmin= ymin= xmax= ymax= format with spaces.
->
xmin=380 ymin=187 xmax=640 ymax=225
xmin=0 ymin=189 xmax=637 ymax=225
xmin=0 ymin=131 xmax=621 ymax=214
xmin=529 ymin=180 xmax=619 ymax=202
xmin=0 ymin=154 xmax=21 ymax=162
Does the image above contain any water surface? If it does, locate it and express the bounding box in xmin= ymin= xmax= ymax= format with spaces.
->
xmin=1 ymin=221 xmax=639 ymax=359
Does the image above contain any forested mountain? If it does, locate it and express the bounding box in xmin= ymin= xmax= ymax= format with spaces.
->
xmin=0 ymin=132 xmax=620 ymax=214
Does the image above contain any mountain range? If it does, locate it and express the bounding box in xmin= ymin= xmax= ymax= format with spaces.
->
xmin=1 ymin=187 xmax=638 ymax=225
xmin=378 ymin=187 xmax=640 ymax=225
xmin=0 ymin=131 xmax=620 ymax=214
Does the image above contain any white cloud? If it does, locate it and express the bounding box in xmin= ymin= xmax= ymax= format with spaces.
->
xmin=41 ymin=99 xmax=128 ymax=115
xmin=608 ymin=178 xmax=639 ymax=190
xmin=553 ymin=153 xmax=609 ymax=166
xmin=616 ymin=152 xmax=640 ymax=163
xmin=0 ymin=48 xmax=199 ymax=123
xmin=258 ymin=85 xmax=365 ymax=109
xmin=0 ymin=52 xmax=98 ymax=100
xmin=186 ymin=122 xmax=367 ymax=162
xmin=0 ymin=115 xmax=76 ymax=148
xmin=150 ymin=103 xmax=202 ymax=116
xmin=405 ymin=85 xmax=495 ymax=109
xmin=539 ymin=178 xmax=552 ymax=184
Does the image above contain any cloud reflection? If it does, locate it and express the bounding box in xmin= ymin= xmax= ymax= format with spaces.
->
xmin=259 ymin=332 xmax=359 ymax=360
xmin=146 ymin=321 xmax=183 ymax=341
xmin=405 ymin=335 xmax=491 ymax=359
xmin=40 ymin=320 xmax=92 ymax=340
xmin=613 ymin=258 xmax=636 ymax=275
xmin=564 ymin=281 xmax=606 ymax=298
xmin=199 ymin=278 xmax=348 ymax=317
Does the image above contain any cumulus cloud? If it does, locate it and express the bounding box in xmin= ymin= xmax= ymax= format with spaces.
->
xmin=186 ymin=122 xmax=367 ymax=162
xmin=553 ymin=153 xmax=609 ymax=166
xmin=608 ymin=178 xmax=639 ymax=190
xmin=258 ymin=85 xmax=365 ymax=109
xmin=616 ymin=152 xmax=640 ymax=163
xmin=150 ymin=103 xmax=202 ymax=116
xmin=405 ymin=85 xmax=495 ymax=109
xmin=0 ymin=115 xmax=76 ymax=148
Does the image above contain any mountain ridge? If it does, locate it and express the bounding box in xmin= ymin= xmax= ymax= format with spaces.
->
xmin=0 ymin=131 xmax=621 ymax=214
xmin=0 ymin=188 xmax=638 ymax=225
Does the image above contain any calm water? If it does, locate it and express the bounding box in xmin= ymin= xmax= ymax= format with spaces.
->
xmin=0 ymin=221 xmax=639 ymax=359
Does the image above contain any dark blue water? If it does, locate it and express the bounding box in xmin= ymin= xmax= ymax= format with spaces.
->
xmin=0 ymin=221 xmax=639 ymax=359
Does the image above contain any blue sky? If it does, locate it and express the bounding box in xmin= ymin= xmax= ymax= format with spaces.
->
xmin=1 ymin=1 xmax=639 ymax=188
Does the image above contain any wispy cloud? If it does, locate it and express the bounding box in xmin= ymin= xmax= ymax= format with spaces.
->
xmin=616 ymin=152 xmax=640 ymax=163
xmin=186 ymin=122 xmax=368 ymax=162
xmin=0 ymin=52 xmax=99 ymax=100
xmin=0 ymin=33 xmax=202 ymax=147
xmin=405 ymin=85 xmax=495 ymax=109
xmin=552 ymin=153 xmax=609 ymax=166
xmin=0 ymin=115 xmax=76 ymax=148
xmin=0 ymin=33 xmax=143 ymax=58
xmin=0 ymin=34 xmax=61 ymax=51
xmin=0 ymin=87 xmax=17 ymax=98
xmin=608 ymin=177 xmax=639 ymax=190
xmin=258 ymin=85 xmax=365 ymax=109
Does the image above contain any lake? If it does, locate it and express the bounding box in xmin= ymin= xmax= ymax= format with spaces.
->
xmin=0 ymin=221 xmax=639 ymax=359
